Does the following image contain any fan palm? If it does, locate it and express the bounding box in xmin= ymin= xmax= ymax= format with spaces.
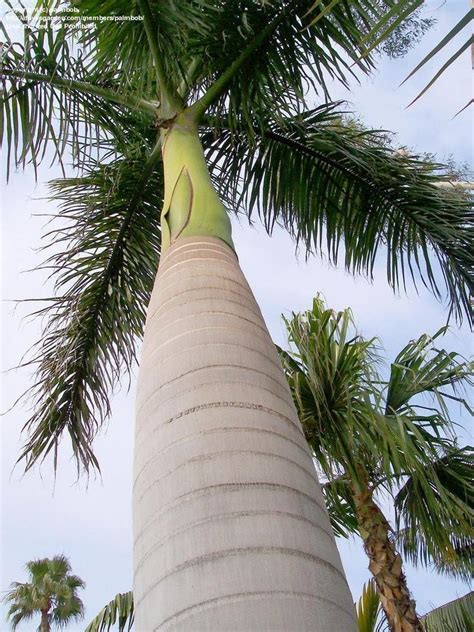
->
xmin=3 ymin=555 xmax=85 ymax=632
xmin=280 ymin=297 xmax=473 ymax=631
xmin=2 ymin=0 xmax=473 ymax=629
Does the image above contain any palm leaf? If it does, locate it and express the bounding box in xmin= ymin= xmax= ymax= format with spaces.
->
xmin=194 ymin=0 xmax=427 ymax=129
xmin=394 ymin=446 xmax=474 ymax=580
xmin=84 ymin=592 xmax=134 ymax=632
xmin=422 ymin=591 xmax=474 ymax=632
xmin=18 ymin=142 xmax=162 ymax=473
xmin=28 ymin=1 xmax=425 ymax=133
xmin=204 ymin=106 xmax=474 ymax=324
xmin=356 ymin=579 xmax=387 ymax=632
xmin=0 ymin=5 xmax=156 ymax=176
xmin=407 ymin=39 xmax=472 ymax=108
xmin=321 ymin=476 xmax=359 ymax=538
xmin=385 ymin=328 xmax=473 ymax=416
xmin=402 ymin=8 xmax=474 ymax=109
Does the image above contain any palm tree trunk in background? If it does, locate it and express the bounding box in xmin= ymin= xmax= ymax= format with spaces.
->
xmin=353 ymin=487 xmax=422 ymax=632
xmin=40 ymin=609 xmax=50 ymax=632
xmin=133 ymin=234 xmax=357 ymax=630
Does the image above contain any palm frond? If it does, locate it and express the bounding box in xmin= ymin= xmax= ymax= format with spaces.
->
xmin=321 ymin=476 xmax=359 ymax=538
xmin=204 ymin=106 xmax=474 ymax=324
xmin=394 ymin=446 xmax=474 ymax=580
xmin=84 ymin=591 xmax=134 ymax=632
xmin=356 ymin=579 xmax=387 ymax=632
xmin=402 ymin=8 xmax=474 ymax=109
xmin=385 ymin=329 xmax=473 ymax=416
xmin=0 ymin=5 xmax=156 ymax=176
xmin=63 ymin=0 xmax=165 ymax=96
xmin=194 ymin=0 xmax=423 ymax=128
xmin=422 ymin=591 xmax=474 ymax=632
xmin=18 ymin=143 xmax=162 ymax=473
xmin=278 ymin=296 xmax=385 ymax=484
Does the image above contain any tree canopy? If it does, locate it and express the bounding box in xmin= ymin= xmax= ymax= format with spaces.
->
xmin=1 ymin=0 xmax=472 ymax=472
xmin=3 ymin=555 xmax=85 ymax=631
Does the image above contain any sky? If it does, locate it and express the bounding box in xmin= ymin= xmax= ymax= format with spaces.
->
xmin=1 ymin=1 xmax=473 ymax=630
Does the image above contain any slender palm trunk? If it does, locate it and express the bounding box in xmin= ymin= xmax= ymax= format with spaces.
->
xmin=40 ymin=609 xmax=50 ymax=632
xmin=132 ymin=119 xmax=357 ymax=630
xmin=353 ymin=487 xmax=422 ymax=632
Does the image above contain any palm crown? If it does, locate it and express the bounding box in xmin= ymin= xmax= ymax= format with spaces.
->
xmin=2 ymin=0 xmax=472 ymax=474
xmin=3 ymin=555 xmax=85 ymax=631
xmin=281 ymin=298 xmax=473 ymax=574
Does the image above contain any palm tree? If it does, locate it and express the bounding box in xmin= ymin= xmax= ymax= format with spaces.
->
xmin=2 ymin=0 xmax=473 ymax=629
xmin=3 ymin=555 xmax=85 ymax=632
xmin=280 ymin=298 xmax=473 ymax=631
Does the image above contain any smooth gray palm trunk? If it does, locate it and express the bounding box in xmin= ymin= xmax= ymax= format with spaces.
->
xmin=133 ymin=235 xmax=356 ymax=630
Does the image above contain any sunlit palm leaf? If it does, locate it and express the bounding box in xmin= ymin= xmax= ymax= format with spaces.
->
xmin=422 ymin=591 xmax=474 ymax=632
xmin=85 ymin=591 xmax=134 ymax=632
xmin=385 ymin=327 xmax=473 ymax=416
xmin=356 ymin=579 xmax=387 ymax=632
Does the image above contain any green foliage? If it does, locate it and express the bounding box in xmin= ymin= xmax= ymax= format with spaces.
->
xmin=3 ymin=555 xmax=85 ymax=631
xmin=356 ymin=580 xmax=387 ymax=632
xmin=84 ymin=591 xmax=134 ymax=632
xmin=395 ymin=447 xmax=474 ymax=580
xmin=379 ymin=5 xmax=434 ymax=59
xmin=402 ymin=8 xmax=474 ymax=110
xmin=1 ymin=0 xmax=472 ymax=472
xmin=0 ymin=2 xmax=155 ymax=177
xmin=422 ymin=591 xmax=474 ymax=632
xmin=205 ymin=106 xmax=473 ymax=324
xmin=18 ymin=143 xmax=162 ymax=473
xmin=280 ymin=297 xmax=474 ymax=578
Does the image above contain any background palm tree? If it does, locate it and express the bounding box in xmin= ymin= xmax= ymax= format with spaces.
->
xmin=3 ymin=555 xmax=85 ymax=632
xmin=2 ymin=0 xmax=473 ymax=628
xmin=279 ymin=298 xmax=473 ymax=631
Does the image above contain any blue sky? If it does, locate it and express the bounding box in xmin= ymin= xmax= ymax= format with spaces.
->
xmin=1 ymin=1 xmax=472 ymax=629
